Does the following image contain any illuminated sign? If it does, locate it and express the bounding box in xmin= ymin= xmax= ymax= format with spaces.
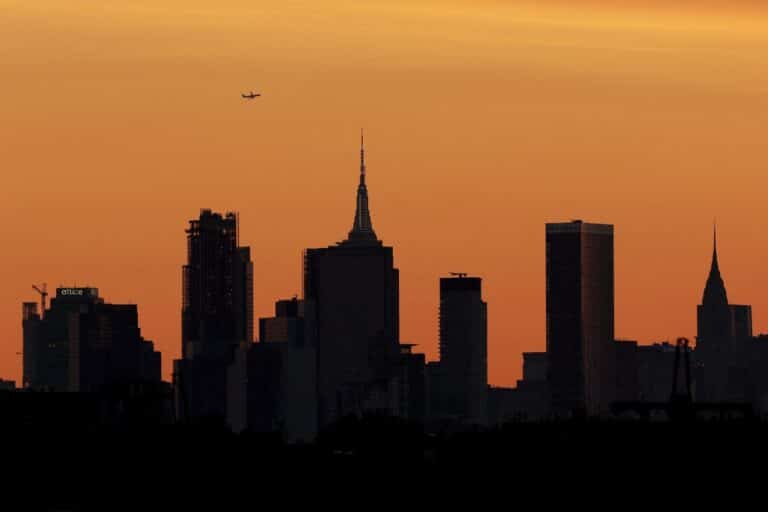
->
xmin=59 ymin=288 xmax=84 ymax=296
xmin=57 ymin=288 xmax=98 ymax=297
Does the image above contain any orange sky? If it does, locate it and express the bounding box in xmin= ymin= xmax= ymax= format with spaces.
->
xmin=2 ymin=1 xmax=768 ymax=387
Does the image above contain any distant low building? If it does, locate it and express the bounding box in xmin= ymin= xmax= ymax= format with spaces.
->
xmin=228 ymin=298 xmax=317 ymax=443
xmin=613 ymin=340 xmax=639 ymax=403
xmin=396 ymin=344 xmax=427 ymax=423
xmin=259 ymin=298 xmax=305 ymax=346
xmin=636 ymin=342 xmax=679 ymax=402
xmin=22 ymin=287 xmax=161 ymax=393
xmin=748 ymin=336 xmax=768 ymax=415
xmin=489 ymin=352 xmax=549 ymax=424
xmin=70 ymin=303 xmax=161 ymax=393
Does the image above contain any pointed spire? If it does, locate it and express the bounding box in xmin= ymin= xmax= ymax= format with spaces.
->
xmin=702 ymin=222 xmax=728 ymax=306
xmin=712 ymin=221 xmax=718 ymax=271
xmin=345 ymin=129 xmax=379 ymax=245
xmin=360 ymin=129 xmax=366 ymax=185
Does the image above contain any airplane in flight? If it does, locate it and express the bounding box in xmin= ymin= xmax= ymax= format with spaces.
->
xmin=242 ymin=91 xmax=261 ymax=99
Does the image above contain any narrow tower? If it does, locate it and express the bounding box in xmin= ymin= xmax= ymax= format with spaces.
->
xmin=303 ymin=133 xmax=400 ymax=425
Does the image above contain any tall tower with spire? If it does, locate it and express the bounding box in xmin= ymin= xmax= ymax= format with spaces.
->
xmin=696 ymin=225 xmax=752 ymax=401
xmin=303 ymin=132 xmax=400 ymax=426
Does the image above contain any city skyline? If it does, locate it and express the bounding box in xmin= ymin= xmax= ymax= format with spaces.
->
xmin=4 ymin=1 xmax=768 ymax=388
xmin=5 ymin=152 xmax=761 ymax=389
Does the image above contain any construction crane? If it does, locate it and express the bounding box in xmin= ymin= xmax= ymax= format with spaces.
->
xmin=32 ymin=283 xmax=48 ymax=318
xmin=449 ymin=272 xmax=468 ymax=278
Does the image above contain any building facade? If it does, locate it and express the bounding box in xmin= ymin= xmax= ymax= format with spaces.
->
xmin=546 ymin=220 xmax=614 ymax=416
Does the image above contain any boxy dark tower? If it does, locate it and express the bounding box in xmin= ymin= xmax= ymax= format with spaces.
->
xmin=303 ymin=133 xmax=400 ymax=427
xmin=438 ymin=275 xmax=488 ymax=425
xmin=546 ymin=220 xmax=614 ymax=417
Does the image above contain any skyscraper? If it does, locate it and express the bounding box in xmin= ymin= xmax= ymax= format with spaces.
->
xmin=181 ymin=210 xmax=253 ymax=359
xmin=437 ymin=275 xmax=488 ymax=425
xmin=176 ymin=209 xmax=253 ymax=422
xmin=546 ymin=220 xmax=614 ymax=416
xmin=697 ymin=228 xmax=731 ymax=351
xmin=303 ymin=133 xmax=400 ymax=426
xmin=695 ymin=227 xmax=752 ymax=402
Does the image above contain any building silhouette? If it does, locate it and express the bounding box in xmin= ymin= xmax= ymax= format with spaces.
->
xmin=489 ymin=351 xmax=550 ymax=424
xmin=695 ymin=228 xmax=754 ymax=403
xmin=303 ymin=134 xmax=400 ymax=426
xmin=396 ymin=344 xmax=428 ymax=423
xmin=636 ymin=342 xmax=681 ymax=402
xmin=259 ymin=297 xmax=305 ymax=346
xmin=546 ymin=220 xmax=614 ymax=416
xmin=22 ymin=302 xmax=44 ymax=389
xmin=729 ymin=305 xmax=753 ymax=340
xmin=22 ymin=287 xmax=160 ymax=393
xmin=175 ymin=209 xmax=253 ymax=423
xmin=22 ymin=290 xmax=99 ymax=391
xmin=181 ymin=209 xmax=253 ymax=359
xmin=430 ymin=275 xmax=488 ymax=425
xmin=70 ymin=303 xmax=160 ymax=392
xmin=695 ymin=228 xmax=731 ymax=400
xmin=227 ymin=297 xmax=318 ymax=442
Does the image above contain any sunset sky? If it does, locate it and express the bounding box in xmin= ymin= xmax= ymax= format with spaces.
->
xmin=2 ymin=1 xmax=768 ymax=386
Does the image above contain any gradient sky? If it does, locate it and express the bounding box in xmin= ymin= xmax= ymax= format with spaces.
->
xmin=2 ymin=1 xmax=768 ymax=386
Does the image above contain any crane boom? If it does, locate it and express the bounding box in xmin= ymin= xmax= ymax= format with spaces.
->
xmin=32 ymin=283 xmax=48 ymax=317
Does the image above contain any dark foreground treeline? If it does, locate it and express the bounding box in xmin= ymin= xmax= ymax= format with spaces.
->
xmin=4 ymin=415 xmax=767 ymax=510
